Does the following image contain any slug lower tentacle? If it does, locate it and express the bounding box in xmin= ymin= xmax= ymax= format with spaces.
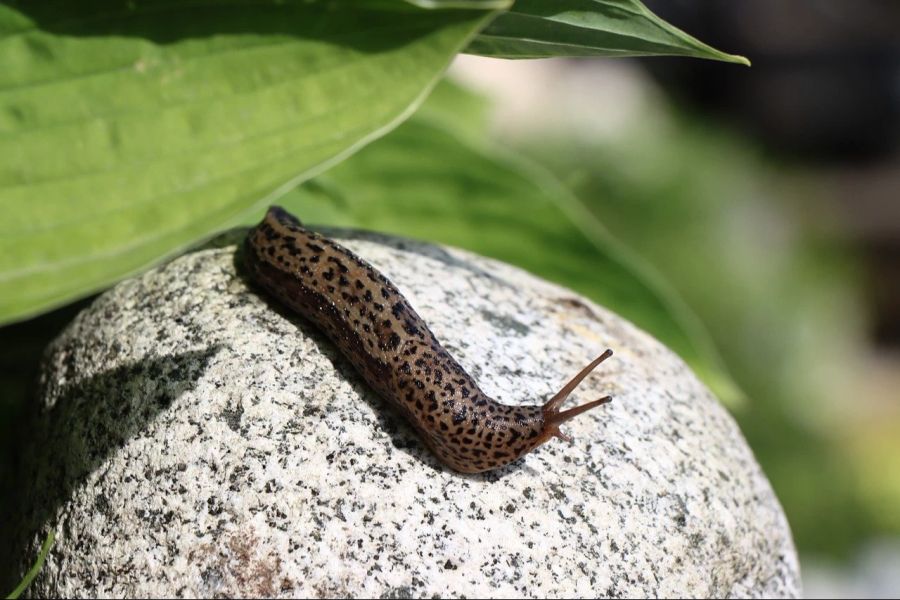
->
xmin=243 ymin=206 xmax=614 ymax=473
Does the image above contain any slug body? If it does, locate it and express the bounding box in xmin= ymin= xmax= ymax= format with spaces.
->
xmin=244 ymin=206 xmax=613 ymax=473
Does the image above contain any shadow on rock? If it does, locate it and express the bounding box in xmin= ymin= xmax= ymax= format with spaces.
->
xmin=6 ymin=347 xmax=220 ymax=590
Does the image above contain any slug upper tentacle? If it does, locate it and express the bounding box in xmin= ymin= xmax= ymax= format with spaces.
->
xmin=542 ymin=349 xmax=614 ymax=444
xmin=243 ymin=206 xmax=614 ymax=473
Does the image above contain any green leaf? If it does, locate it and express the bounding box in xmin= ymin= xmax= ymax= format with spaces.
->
xmin=0 ymin=1 xmax=495 ymax=326
xmin=6 ymin=530 xmax=54 ymax=599
xmin=269 ymin=108 xmax=742 ymax=404
xmin=466 ymin=0 xmax=750 ymax=64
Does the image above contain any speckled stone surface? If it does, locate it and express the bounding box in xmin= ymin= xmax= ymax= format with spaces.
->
xmin=15 ymin=229 xmax=800 ymax=598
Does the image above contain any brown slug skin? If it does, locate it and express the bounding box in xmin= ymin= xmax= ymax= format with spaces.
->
xmin=244 ymin=206 xmax=613 ymax=473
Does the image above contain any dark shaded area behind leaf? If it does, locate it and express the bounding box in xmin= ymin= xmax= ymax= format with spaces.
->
xmin=2 ymin=0 xmax=470 ymax=51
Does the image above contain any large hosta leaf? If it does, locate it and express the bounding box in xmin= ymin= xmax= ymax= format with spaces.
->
xmin=269 ymin=112 xmax=742 ymax=404
xmin=0 ymin=1 xmax=494 ymax=325
xmin=467 ymin=0 xmax=749 ymax=64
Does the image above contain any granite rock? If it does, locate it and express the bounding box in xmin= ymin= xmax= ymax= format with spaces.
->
xmin=15 ymin=230 xmax=800 ymax=598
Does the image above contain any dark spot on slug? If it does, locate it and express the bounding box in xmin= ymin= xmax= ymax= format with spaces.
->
xmin=388 ymin=333 xmax=401 ymax=350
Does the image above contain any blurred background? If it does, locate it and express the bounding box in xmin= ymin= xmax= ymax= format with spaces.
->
xmin=1 ymin=0 xmax=897 ymax=596
xmin=448 ymin=0 xmax=900 ymax=596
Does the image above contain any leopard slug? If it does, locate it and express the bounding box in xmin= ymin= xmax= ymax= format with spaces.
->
xmin=243 ymin=206 xmax=614 ymax=474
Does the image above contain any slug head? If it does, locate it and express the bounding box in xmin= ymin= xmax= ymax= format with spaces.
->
xmin=539 ymin=349 xmax=614 ymax=444
xmin=442 ymin=350 xmax=614 ymax=474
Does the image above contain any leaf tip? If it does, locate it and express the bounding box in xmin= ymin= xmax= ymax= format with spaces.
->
xmin=731 ymin=54 xmax=752 ymax=67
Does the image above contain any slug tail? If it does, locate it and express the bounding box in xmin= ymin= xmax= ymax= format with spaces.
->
xmin=542 ymin=349 xmax=614 ymax=441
